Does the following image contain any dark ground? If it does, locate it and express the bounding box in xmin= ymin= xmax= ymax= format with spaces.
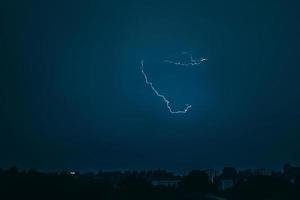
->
xmin=1 ymin=166 xmax=300 ymax=200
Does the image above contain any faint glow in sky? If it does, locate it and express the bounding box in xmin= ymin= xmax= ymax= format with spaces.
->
xmin=141 ymin=55 xmax=207 ymax=114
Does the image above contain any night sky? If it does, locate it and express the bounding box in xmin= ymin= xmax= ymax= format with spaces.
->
xmin=1 ymin=0 xmax=300 ymax=172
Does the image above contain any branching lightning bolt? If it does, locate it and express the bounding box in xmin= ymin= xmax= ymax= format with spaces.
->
xmin=141 ymin=60 xmax=192 ymax=114
xmin=164 ymin=55 xmax=207 ymax=66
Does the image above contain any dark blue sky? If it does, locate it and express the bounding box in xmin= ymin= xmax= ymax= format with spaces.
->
xmin=1 ymin=0 xmax=300 ymax=171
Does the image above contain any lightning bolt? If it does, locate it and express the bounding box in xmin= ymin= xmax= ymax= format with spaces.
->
xmin=164 ymin=55 xmax=207 ymax=66
xmin=141 ymin=60 xmax=192 ymax=114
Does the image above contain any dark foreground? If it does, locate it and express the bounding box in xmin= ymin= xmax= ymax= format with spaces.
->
xmin=1 ymin=165 xmax=300 ymax=200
